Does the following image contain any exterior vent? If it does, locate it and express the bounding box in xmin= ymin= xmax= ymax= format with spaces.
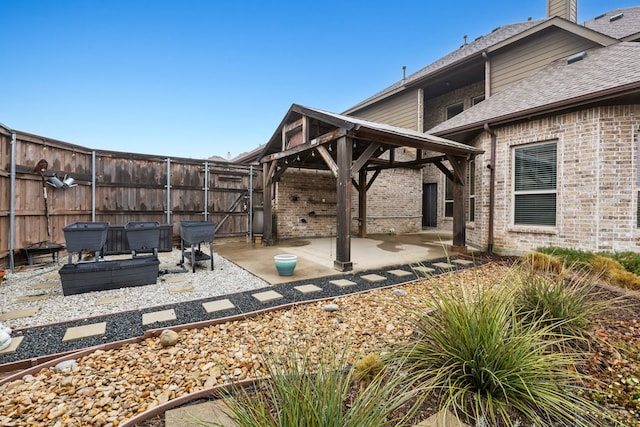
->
xmin=567 ymin=51 xmax=587 ymax=64
xmin=594 ymin=13 xmax=606 ymax=20
xmin=610 ymin=13 xmax=624 ymax=22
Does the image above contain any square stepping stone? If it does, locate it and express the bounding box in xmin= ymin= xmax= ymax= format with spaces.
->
xmin=412 ymin=266 xmax=435 ymax=274
xmin=62 ymin=322 xmax=107 ymax=342
xmin=0 ymin=307 xmax=39 ymax=321
xmin=294 ymin=284 xmax=323 ymax=294
xmin=30 ymin=282 xmax=58 ymax=290
xmin=14 ymin=293 xmax=49 ymax=303
xmin=168 ymin=285 xmax=195 ymax=294
xmin=162 ymin=275 xmax=186 ymax=284
xmin=42 ymin=273 xmax=60 ymax=280
xmin=165 ymin=399 xmax=235 ymax=427
xmin=388 ymin=269 xmax=413 ymax=277
xmin=142 ymin=309 xmax=177 ymax=326
xmin=433 ymin=262 xmax=455 ymax=269
xmin=0 ymin=336 xmax=24 ymax=355
xmin=360 ymin=274 xmax=386 ymax=283
xmin=203 ymin=299 xmax=235 ymax=314
xmin=95 ymin=296 xmax=126 ymax=306
xmin=452 ymin=259 xmax=474 ymax=266
xmin=252 ymin=290 xmax=283 ymax=303
xmin=330 ymin=279 xmax=356 ymax=288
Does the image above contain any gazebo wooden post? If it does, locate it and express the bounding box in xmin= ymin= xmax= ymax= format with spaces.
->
xmin=334 ymin=136 xmax=353 ymax=271
xmin=358 ymin=168 xmax=367 ymax=237
xmin=262 ymin=161 xmax=273 ymax=246
xmin=450 ymin=155 xmax=468 ymax=252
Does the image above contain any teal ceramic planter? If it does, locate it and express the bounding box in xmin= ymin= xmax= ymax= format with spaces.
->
xmin=274 ymin=254 xmax=297 ymax=276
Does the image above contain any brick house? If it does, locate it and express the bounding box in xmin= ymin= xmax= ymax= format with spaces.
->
xmin=339 ymin=0 xmax=640 ymax=255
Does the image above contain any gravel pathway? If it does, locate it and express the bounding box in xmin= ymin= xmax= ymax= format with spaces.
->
xmin=0 ymin=252 xmax=475 ymax=365
xmin=0 ymin=250 xmax=270 ymax=330
xmin=0 ymin=264 xmax=505 ymax=426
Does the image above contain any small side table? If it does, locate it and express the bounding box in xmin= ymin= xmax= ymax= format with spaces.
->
xmin=23 ymin=242 xmax=64 ymax=265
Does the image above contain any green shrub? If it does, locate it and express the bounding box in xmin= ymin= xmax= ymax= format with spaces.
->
xmin=608 ymin=269 xmax=640 ymax=290
xmin=389 ymin=270 xmax=608 ymax=426
xmin=221 ymin=346 xmax=418 ymax=427
xmin=604 ymin=251 xmax=640 ymax=276
xmin=536 ymin=246 xmax=594 ymax=268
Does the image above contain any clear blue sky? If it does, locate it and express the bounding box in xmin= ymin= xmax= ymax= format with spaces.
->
xmin=1 ymin=1 xmax=637 ymax=160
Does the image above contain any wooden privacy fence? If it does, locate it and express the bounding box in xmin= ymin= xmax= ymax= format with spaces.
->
xmin=0 ymin=126 xmax=263 ymax=269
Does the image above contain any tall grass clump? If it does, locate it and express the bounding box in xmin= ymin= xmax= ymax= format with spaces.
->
xmin=221 ymin=345 xmax=418 ymax=427
xmin=388 ymin=271 xmax=608 ymax=426
xmin=515 ymin=263 xmax=613 ymax=347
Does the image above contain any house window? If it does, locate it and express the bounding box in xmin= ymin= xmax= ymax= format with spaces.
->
xmin=472 ymin=95 xmax=485 ymax=105
xmin=468 ymin=159 xmax=475 ymax=222
xmin=445 ymin=177 xmax=453 ymax=218
xmin=446 ymin=102 xmax=464 ymax=119
xmin=513 ymin=142 xmax=557 ymax=226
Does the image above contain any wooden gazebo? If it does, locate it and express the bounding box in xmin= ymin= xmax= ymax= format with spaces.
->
xmin=259 ymin=104 xmax=483 ymax=271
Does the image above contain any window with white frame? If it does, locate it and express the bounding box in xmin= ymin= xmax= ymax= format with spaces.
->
xmin=513 ymin=142 xmax=557 ymax=226
xmin=468 ymin=159 xmax=475 ymax=222
xmin=445 ymin=177 xmax=453 ymax=218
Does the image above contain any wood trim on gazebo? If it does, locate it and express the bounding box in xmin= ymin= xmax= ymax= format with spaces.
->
xmin=259 ymin=104 xmax=483 ymax=271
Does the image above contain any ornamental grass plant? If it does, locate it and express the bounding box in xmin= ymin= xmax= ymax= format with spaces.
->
xmin=388 ymin=265 xmax=610 ymax=426
xmin=514 ymin=261 xmax=615 ymax=349
xmin=220 ymin=345 xmax=419 ymax=427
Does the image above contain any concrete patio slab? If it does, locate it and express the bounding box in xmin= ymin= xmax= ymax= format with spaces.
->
xmin=215 ymin=231 xmax=453 ymax=285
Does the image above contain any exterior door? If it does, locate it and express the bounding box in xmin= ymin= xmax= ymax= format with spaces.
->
xmin=422 ymin=183 xmax=437 ymax=227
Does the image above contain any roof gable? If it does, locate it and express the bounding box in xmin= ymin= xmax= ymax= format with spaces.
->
xmin=259 ymin=104 xmax=482 ymax=166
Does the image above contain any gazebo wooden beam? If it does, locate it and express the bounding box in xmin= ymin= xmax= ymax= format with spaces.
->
xmin=317 ymin=146 xmax=338 ymax=178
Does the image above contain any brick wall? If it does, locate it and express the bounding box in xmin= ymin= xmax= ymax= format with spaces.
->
xmin=273 ymin=164 xmax=422 ymax=240
xmin=467 ymin=105 xmax=640 ymax=254
xmin=424 ymin=81 xmax=485 ymax=130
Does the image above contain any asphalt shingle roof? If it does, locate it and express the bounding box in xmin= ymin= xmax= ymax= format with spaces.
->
xmin=583 ymin=6 xmax=640 ymax=40
xmin=428 ymin=42 xmax=640 ymax=135
xmin=345 ymin=20 xmax=544 ymax=113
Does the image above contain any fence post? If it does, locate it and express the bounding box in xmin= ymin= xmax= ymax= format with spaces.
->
xmin=9 ymin=133 xmax=16 ymax=272
xmin=165 ymin=158 xmax=172 ymax=224
xmin=91 ymin=151 xmax=96 ymax=221
xmin=203 ymin=161 xmax=209 ymax=221
xmin=249 ymin=165 xmax=253 ymax=242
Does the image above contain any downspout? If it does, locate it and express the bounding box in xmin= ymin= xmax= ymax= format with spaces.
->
xmin=484 ymin=123 xmax=496 ymax=253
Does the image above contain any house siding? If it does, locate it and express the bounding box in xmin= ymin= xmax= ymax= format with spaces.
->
xmin=352 ymin=89 xmax=420 ymax=130
xmin=491 ymin=31 xmax=600 ymax=94
xmin=466 ymin=105 xmax=640 ymax=254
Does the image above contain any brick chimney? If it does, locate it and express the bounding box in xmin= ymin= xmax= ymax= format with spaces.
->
xmin=547 ymin=0 xmax=577 ymax=23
